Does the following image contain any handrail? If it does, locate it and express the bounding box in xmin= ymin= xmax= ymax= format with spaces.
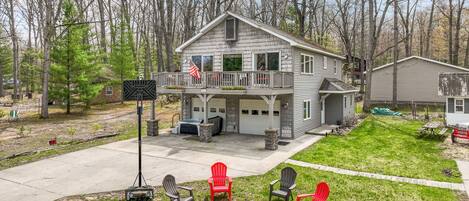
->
xmin=153 ymin=71 xmax=293 ymax=89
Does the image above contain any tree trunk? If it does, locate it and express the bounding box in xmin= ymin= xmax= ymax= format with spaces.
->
xmin=359 ymin=0 xmax=365 ymax=94
xmin=453 ymin=0 xmax=466 ymax=65
xmin=425 ymin=0 xmax=435 ymax=57
xmin=293 ymin=0 xmax=306 ymax=37
xmin=392 ymin=0 xmax=399 ymax=108
xmin=8 ymin=0 xmax=20 ymax=101
xmin=97 ymin=0 xmax=108 ymax=63
xmin=271 ymin=0 xmax=277 ymax=27
xmin=464 ymin=33 xmax=469 ymax=67
xmin=448 ymin=0 xmax=454 ymax=63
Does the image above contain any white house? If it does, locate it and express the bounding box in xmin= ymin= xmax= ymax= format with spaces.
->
xmin=439 ymin=72 xmax=469 ymax=125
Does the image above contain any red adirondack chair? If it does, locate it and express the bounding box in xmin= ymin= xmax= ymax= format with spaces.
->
xmin=296 ymin=182 xmax=330 ymax=201
xmin=208 ymin=162 xmax=232 ymax=201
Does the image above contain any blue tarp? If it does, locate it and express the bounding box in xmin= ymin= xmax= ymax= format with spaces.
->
xmin=371 ymin=107 xmax=401 ymax=116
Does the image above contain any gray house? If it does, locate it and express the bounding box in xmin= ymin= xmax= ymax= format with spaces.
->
xmin=439 ymin=73 xmax=469 ymax=126
xmin=371 ymin=56 xmax=469 ymax=104
xmin=155 ymin=12 xmax=357 ymax=148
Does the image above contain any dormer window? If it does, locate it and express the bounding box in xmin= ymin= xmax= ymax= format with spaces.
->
xmin=225 ymin=17 xmax=237 ymax=41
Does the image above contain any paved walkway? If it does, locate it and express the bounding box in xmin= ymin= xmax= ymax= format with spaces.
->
xmin=0 ymin=134 xmax=323 ymax=201
xmin=286 ymin=159 xmax=465 ymax=191
xmin=456 ymin=160 xmax=469 ymax=196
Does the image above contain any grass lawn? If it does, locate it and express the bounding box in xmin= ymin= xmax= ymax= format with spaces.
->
xmin=292 ymin=115 xmax=462 ymax=183
xmin=65 ymin=164 xmax=462 ymax=201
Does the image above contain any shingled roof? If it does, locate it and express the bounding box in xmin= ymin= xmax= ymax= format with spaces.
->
xmin=176 ymin=12 xmax=345 ymax=60
xmin=319 ymin=78 xmax=358 ymax=94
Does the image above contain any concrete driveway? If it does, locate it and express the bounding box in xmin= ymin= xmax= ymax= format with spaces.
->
xmin=0 ymin=133 xmax=322 ymax=201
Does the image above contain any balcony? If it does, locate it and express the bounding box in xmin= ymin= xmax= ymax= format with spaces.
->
xmin=154 ymin=71 xmax=293 ymax=95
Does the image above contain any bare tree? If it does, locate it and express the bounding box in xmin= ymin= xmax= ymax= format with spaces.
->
xmin=364 ymin=0 xmax=392 ymax=111
xmin=398 ymin=0 xmax=418 ymax=57
xmin=453 ymin=0 xmax=465 ymax=65
xmin=424 ymin=0 xmax=435 ymax=57
xmin=293 ymin=0 xmax=306 ymax=37
xmin=40 ymin=0 xmax=63 ymax=118
xmin=392 ymin=0 xmax=398 ymax=108
xmin=3 ymin=0 xmax=20 ymax=100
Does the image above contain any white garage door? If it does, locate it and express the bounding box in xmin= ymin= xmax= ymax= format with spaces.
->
xmin=192 ymin=98 xmax=226 ymax=125
xmin=239 ymin=99 xmax=280 ymax=135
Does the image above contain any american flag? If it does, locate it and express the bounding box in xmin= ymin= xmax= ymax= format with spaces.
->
xmin=189 ymin=61 xmax=201 ymax=79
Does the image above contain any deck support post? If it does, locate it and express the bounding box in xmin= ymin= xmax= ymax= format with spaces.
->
xmin=261 ymin=95 xmax=278 ymax=150
xmin=147 ymin=73 xmax=159 ymax=136
xmin=197 ymin=93 xmax=214 ymax=143
xmin=261 ymin=95 xmax=277 ymax=129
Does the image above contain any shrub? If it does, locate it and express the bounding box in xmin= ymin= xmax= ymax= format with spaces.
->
xmin=0 ymin=109 xmax=6 ymax=118
xmin=67 ymin=127 xmax=77 ymax=136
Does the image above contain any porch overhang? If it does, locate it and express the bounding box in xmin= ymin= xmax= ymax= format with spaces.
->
xmin=319 ymin=78 xmax=358 ymax=95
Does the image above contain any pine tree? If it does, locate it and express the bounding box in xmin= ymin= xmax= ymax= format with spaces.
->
xmin=110 ymin=14 xmax=136 ymax=103
xmin=50 ymin=0 xmax=103 ymax=113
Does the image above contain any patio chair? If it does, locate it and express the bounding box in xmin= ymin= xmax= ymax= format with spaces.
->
xmin=208 ymin=162 xmax=232 ymax=201
xmin=269 ymin=167 xmax=297 ymax=201
xmin=295 ymin=182 xmax=330 ymax=201
xmin=162 ymin=174 xmax=194 ymax=201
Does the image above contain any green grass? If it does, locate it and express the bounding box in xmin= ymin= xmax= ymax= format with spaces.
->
xmin=70 ymin=164 xmax=461 ymax=201
xmin=0 ymin=125 xmax=138 ymax=171
xmin=292 ymin=116 xmax=462 ymax=183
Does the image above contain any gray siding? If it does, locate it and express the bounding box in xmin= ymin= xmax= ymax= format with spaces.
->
xmin=371 ymin=58 xmax=468 ymax=103
xmin=292 ymin=47 xmax=344 ymax=136
xmin=180 ymin=20 xmax=292 ymax=72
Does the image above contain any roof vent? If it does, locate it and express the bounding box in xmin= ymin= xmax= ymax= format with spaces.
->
xmin=225 ymin=17 xmax=238 ymax=41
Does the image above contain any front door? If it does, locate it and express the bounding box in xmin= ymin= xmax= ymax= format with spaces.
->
xmin=239 ymin=99 xmax=280 ymax=135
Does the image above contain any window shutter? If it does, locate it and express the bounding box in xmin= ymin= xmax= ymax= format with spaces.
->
xmin=448 ymin=98 xmax=455 ymax=113
xmin=465 ymin=99 xmax=469 ymax=114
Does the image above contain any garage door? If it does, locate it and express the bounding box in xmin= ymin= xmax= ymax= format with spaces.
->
xmin=239 ymin=99 xmax=280 ymax=135
xmin=192 ymin=98 xmax=226 ymax=126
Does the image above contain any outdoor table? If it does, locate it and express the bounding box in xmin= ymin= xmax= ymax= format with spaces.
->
xmin=421 ymin=122 xmax=442 ymax=135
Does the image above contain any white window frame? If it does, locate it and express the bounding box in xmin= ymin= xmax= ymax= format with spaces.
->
xmin=323 ymin=56 xmax=328 ymax=69
xmin=191 ymin=55 xmax=214 ymax=72
xmin=301 ymin=54 xmax=314 ymax=74
xmin=455 ymin=98 xmax=464 ymax=113
xmin=105 ymin=86 xmax=113 ymax=96
xmin=334 ymin=59 xmax=338 ymax=75
xmin=303 ymin=99 xmax=312 ymax=120
xmin=252 ymin=51 xmax=282 ymax=71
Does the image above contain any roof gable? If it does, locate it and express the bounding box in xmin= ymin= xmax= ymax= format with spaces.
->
xmin=373 ymin=56 xmax=469 ymax=72
xmin=175 ymin=12 xmax=345 ymax=60
xmin=319 ymin=78 xmax=358 ymax=93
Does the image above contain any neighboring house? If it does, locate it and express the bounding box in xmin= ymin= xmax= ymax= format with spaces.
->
xmin=155 ymin=12 xmax=357 ymax=140
xmin=439 ymin=73 xmax=469 ymax=125
xmin=91 ymin=84 xmax=122 ymax=104
xmin=371 ymin=56 xmax=469 ymax=104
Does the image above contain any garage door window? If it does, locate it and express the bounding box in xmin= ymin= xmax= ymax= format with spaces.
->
xmin=456 ymin=99 xmax=464 ymax=113
xmin=252 ymin=110 xmax=259 ymax=115
xmin=304 ymin=100 xmax=311 ymax=120
xmin=242 ymin=110 xmax=249 ymax=115
xmin=193 ymin=107 xmax=199 ymax=112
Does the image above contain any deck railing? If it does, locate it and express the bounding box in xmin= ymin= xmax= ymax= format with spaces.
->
xmin=154 ymin=71 xmax=293 ymax=89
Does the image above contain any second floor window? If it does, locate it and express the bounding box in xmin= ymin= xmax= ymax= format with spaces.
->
xmin=254 ymin=52 xmax=279 ymax=71
xmin=301 ymin=54 xmax=314 ymax=74
xmin=223 ymin=54 xmax=242 ymax=71
xmin=191 ymin=55 xmax=213 ymax=72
